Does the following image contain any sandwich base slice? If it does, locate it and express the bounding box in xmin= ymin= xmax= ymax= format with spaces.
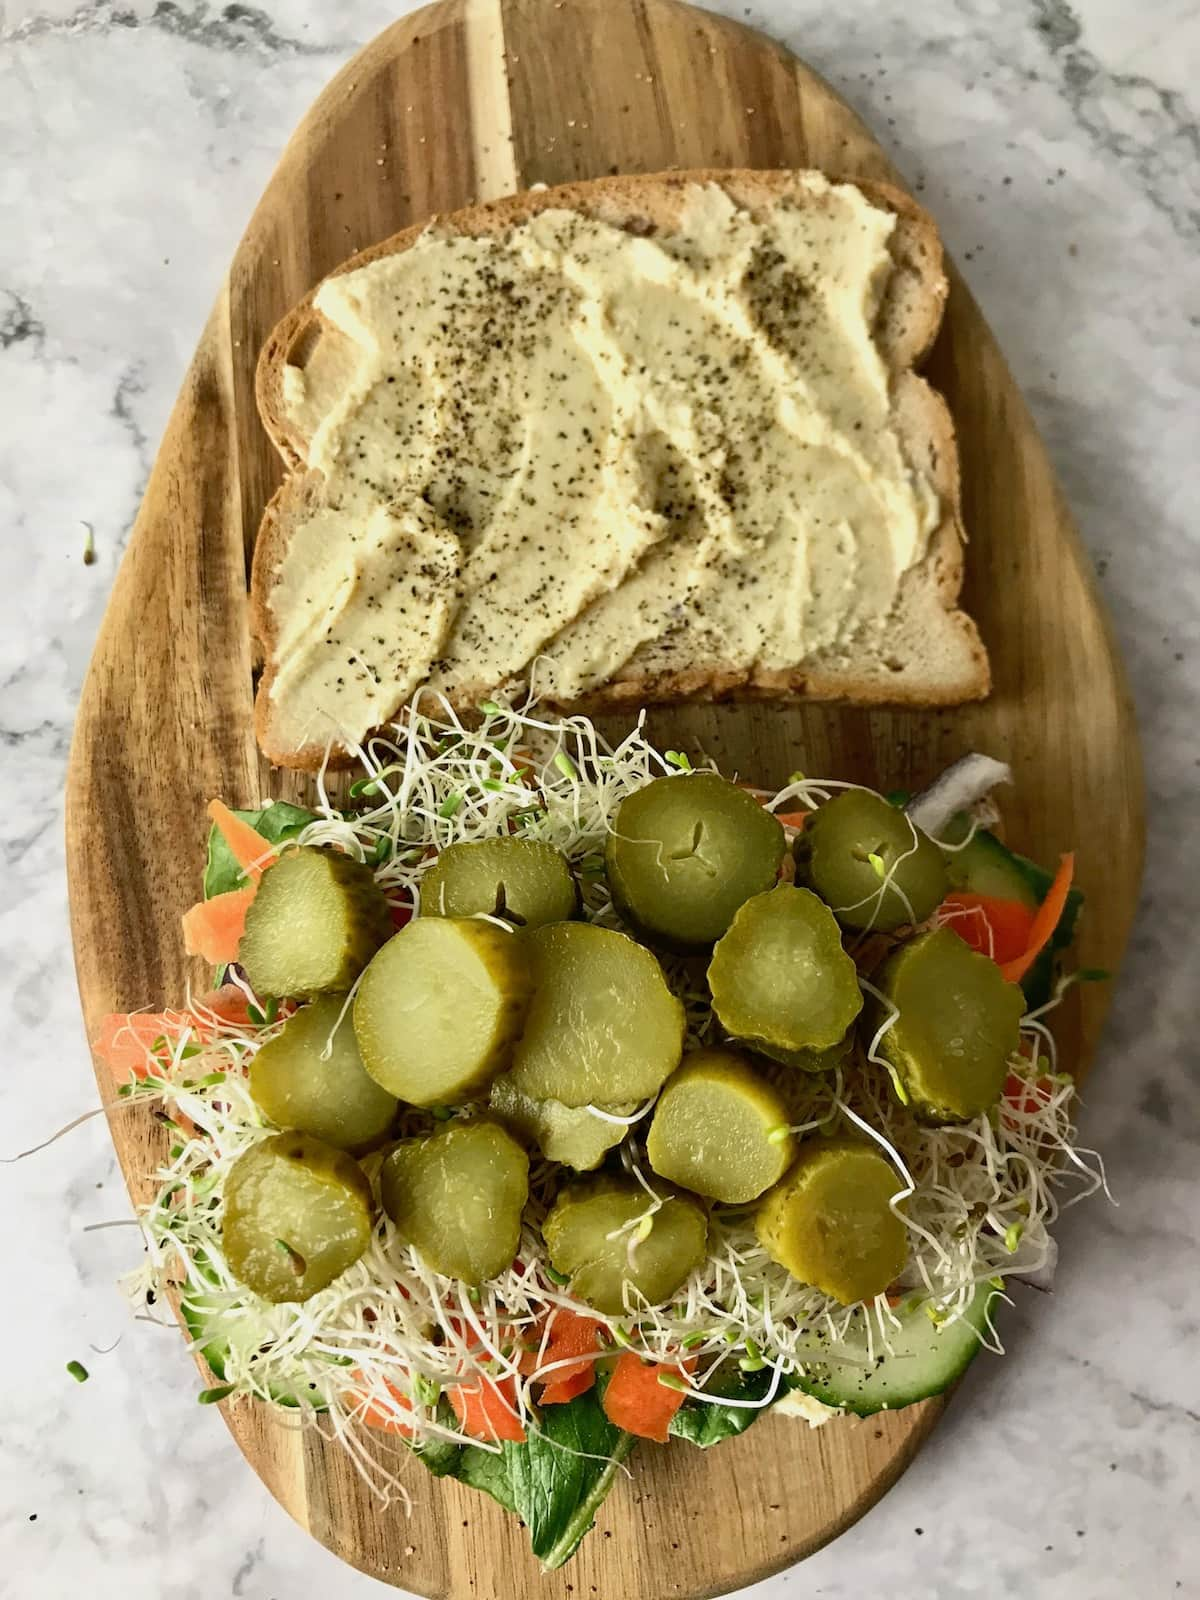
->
xmin=253 ymin=169 xmax=988 ymax=770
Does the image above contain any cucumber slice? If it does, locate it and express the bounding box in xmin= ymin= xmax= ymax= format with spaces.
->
xmin=944 ymin=827 xmax=1038 ymax=908
xmin=181 ymin=1289 xmax=336 ymax=1409
xmin=789 ymin=1285 xmax=998 ymax=1416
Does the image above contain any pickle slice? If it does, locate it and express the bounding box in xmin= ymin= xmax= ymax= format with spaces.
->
xmin=354 ymin=919 xmax=532 ymax=1107
xmin=875 ymin=927 xmax=1025 ymax=1122
xmin=509 ymin=923 xmax=685 ymax=1108
xmin=238 ymin=846 xmax=392 ymax=998
xmin=542 ymin=1178 xmax=709 ymax=1315
xmin=248 ymin=998 xmax=398 ymax=1152
xmin=420 ymin=838 xmax=577 ymax=929
xmin=708 ymin=885 xmax=863 ymax=1058
xmin=759 ymin=1032 xmax=855 ymax=1076
xmin=647 ymin=1048 xmax=793 ymax=1203
xmin=606 ymin=772 xmax=785 ymax=949
xmin=795 ymin=790 xmax=947 ymax=933
xmin=755 ymin=1138 xmax=907 ymax=1305
xmin=380 ymin=1120 xmax=529 ymax=1285
xmin=222 ymin=1132 xmax=373 ymax=1303
xmin=488 ymin=1073 xmax=637 ymax=1171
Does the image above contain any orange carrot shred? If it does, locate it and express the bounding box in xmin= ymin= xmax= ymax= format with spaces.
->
xmin=448 ymin=1373 xmax=526 ymax=1443
xmin=998 ymin=854 xmax=1076 ymax=985
xmin=346 ymin=1377 xmax=416 ymax=1437
xmin=181 ymin=886 xmax=256 ymax=964
xmin=92 ymin=985 xmax=257 ymax=1082
xmin=601 ymin=1352 xmax=694 ymax=1442
xmin=207 ymin=799 xmax=274 ymax=885
xmin=536 ymin=1309 xmax=604 ymax=1405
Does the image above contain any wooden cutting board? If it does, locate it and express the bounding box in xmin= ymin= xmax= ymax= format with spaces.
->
xmin=64 ymin=0 xmax=1144 ymax=1594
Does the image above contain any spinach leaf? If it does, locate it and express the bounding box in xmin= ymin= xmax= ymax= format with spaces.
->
xmin=409 ymin=1435 xmax=463 ymax=1479
xmin=503 ymin=1389 xmax=635 ymax=1570
xmin=457 ymin=1442 xmax=518 ymax=1512
xmin=669 ymin=1364 xmax=777 ymax=1448
xmin=203 ymin=802 xmax=315 ymax=899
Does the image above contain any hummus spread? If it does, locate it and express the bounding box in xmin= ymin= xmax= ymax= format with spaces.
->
xmin=269 ymin=177 xmax=939 ymax=750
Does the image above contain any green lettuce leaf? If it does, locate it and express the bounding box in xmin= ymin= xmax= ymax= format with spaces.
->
xmin=456 ymin=1442 xmax=518 ymax=1511
xmin=203 ymin=801 xmax=315 ymax=899
xmin=668 ymin=1364 xmax=777 ymax=1448
xmin=411 ymin=1388 xmax=634 ymax=1570
xmin=504 ymin=1389 xmax=635 ymax=1570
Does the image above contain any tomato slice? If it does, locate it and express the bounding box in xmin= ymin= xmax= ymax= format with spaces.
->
xmin=938 ymin=894 xmax=1036 ymax=967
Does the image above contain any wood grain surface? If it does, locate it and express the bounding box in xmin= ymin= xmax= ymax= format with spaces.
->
xmin=64 ymin=0 xmax=1145 ymax=1595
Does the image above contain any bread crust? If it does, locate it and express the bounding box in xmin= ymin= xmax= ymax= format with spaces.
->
xmin=252 ymin=169 xmax=986 ymax=771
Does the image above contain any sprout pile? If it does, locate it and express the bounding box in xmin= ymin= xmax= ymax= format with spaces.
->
xmin=115 ymin=696 xmax=1105 ymax=1497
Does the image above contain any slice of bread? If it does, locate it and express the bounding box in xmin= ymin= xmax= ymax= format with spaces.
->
xmin=253 ymin=169 xmax=988 ymax=770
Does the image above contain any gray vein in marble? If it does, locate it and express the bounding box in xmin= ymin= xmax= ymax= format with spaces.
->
xmin=1 ymin=0 xmax=345 ymax=54
xmin=230 ymin=1538 xmax=265 ymax=1597
xmin=1030 ymin=0 xmax=1200 ymax=239
xmin=0 ymin=292 xmax=46 ymax=352
xmin=110 ymin=364 xmax=152 ymax=496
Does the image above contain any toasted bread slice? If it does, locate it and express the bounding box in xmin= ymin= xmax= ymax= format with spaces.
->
xmin=253 ymin=169 xmax=987 ymax=770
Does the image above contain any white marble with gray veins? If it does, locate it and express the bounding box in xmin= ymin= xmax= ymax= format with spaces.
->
xmin=0 ymin=0 xmax=1196 ymax=1595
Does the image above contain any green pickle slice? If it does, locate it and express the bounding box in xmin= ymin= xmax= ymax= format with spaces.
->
xmin=755 ymin=1137 xmax=907 ymax=1305
xmin=238 ymin=846 xmax=392 ymax=998
xmin=795 ymin=789 xmax=947 ymax=932
xmin=354 ymin=918 xmax=532 ymax=1107
xmin=248 ymin=997 xmax=398 ymax=1152
xmin=708 ymin=885 xmax=863 ymax=1059
xmin=380 ymin=1120 xmax=529 ymax=1285
xmin=488 ymin=1073 xmax=637 ymax=1171
xmin=875 ymin=926 xmax=1025 ymax=1122
xmin=542 ymin=1179 xmax=709 ymax=1315
xmin=647 ymin=1048 xmax=793 ymax=1203
xmin=509 ymin=923 xmax=685 ymax=1108
xmin=605 ymin=772 xmax=785 ymax=948
xmin=222 ymin=1132 xmax=373 ymax=1304
xmin=420 ymin=838 xmax=577 ymax=929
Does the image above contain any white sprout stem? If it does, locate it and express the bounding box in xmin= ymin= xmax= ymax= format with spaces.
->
xmin=585 ymin=1097 xmax=658 ymax=1126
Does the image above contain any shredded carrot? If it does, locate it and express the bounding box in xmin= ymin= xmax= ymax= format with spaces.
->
xmin=601 ymin=1353 xmax=694 ymax=1442
xmin=91 ymin=985 xmax=255 ymax=1081
xmin=536 ymin=1309 xmax=605 ymax=1405
xmin=346 ymin=1377 xmax=415 ymax=1437
xmin=207 ymin=799 xmax=275 ymax=885
xmin=938 ymin=893 xmax=1037 ymax=967
xmin=181 ymin=886 xmax=256 ymax=964
xmin=447 ymin=1372 xmax=526 ymax=1443
xmin=998 ymin=854 xmax=1076 ymax=985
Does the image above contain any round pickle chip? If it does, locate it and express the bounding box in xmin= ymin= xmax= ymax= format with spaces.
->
xmin=795 ymin=789 xmax=948 ymax=933
xmin=605 ymin=772 xmax=786 ymax=948
xmin=238 ymin=846 xmax=393 ymax=999
xmin=249 ymin=998 xmax=398 ymax=1152
xmin=646 ymin=1049 xmax=794 ymax=1203
xmin=354 ymin=918 xmax=532 ymax=1107
xmin=380 ymin=1119 xmax=529 ymax=1285
xmin=874 ymin=926 xmax=1026 ymax=1122
xmin=708 ymin=885 xmax=863 ymax=1058
xmin=542 ymin=1179 xmax=709 ymax=1315
xmin=488 ymin=1073 xmax=637 ymax=1171
xmin=508 ymin=923 xmax=685 ymax=1108
xmin=222 ymin=1132 xmax=373 ymax=1304
xmin=420 ymin=838 xmax=578 ymax=930
xmin=755 ymin=1138 xmax=908 ymax=1305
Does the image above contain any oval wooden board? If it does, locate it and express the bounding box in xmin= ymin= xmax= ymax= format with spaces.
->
xmin=65 ymin=0 xmax=1144 ymax=1594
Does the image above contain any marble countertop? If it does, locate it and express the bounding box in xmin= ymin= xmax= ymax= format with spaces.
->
xmin=1 ymin=0 xmax=1197 ymax=1595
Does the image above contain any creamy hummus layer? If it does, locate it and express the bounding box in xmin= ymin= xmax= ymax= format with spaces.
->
xmin=269 ymin=178 xmax=939 ymax=750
